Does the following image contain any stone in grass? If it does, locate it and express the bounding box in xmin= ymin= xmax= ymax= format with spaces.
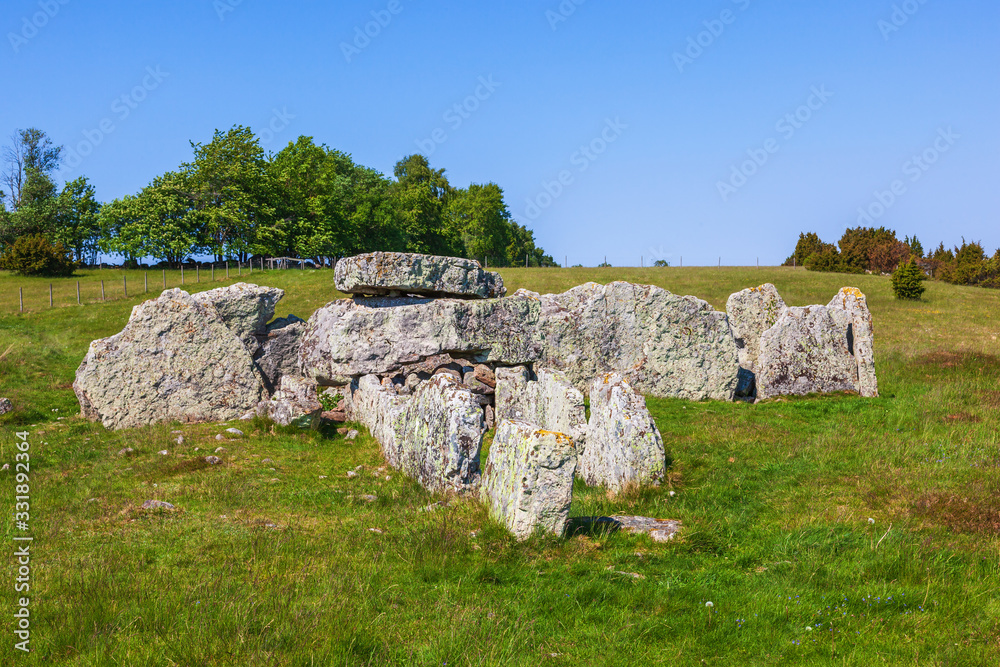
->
xmin=334 ymin=251 xmax=506 ymax=299
xmin=0 ymin=397 xmax=13 ymax=415
xmin=157 ymin=450 xmax=169 ymax=456
xmin=205 ymin=456 xmax=222 ymax=465
xmin=263 ymin=375 xmax=322 ymax=429
xmin=117 ymin=447 xmax=135 ymax=456
xmin=725 ymin=283 xmax=786 ymax=376
xmin=568 ymin=515 xmax=681 ymax=542
xmin=73 ymin=289 xmax=268 ymax=430
xmin=581 ymin=373 xmax=666 ymax=494
xmin=141 ymin=500 xmax=175 ymax=510
xmin=494 ymin=366 xmax=587 ymax=448
xmin=827 ymin=287 xmax=878 ymax=398
xmin=756 ymin=305 xmax=859 ymax=400
xmin=225 ymin=428 xmax=244 ymax=436
xmin=480 ymin=419 xmax=577 ymax=541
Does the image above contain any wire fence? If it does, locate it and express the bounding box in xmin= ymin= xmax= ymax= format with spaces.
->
xmin=1 ymin=260 xmax=281 ymax=314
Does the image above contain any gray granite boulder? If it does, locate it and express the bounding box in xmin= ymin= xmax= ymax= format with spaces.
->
xmin=527 ymin=282 xmax=739 ymax=401
xmin=0 ymin=397 xmax=12 ymax=416
xmin=827 ymin=288 xmax=878 ymax=398
xmin=299 ymin=294 xmax=542 ymax=385
xmin=192 ymin=283 xmax=284 ymax=355
xmin=569 ymin=515 xmax=681 ymax=542
xmin=480 ymin=419 xmax=577 ymax=540
xmin=254 ymin=314 xmax=306 ymax=392
xmin=756 ymin=306 xmax=859 ymax=400
xmin=335 ymin=252 xmax=506 ymax=299
xmin=581 ymin=373 xmax=666 ymax=493
xmin=494 ymin=366 xmax=587 ymax=445
xmin=726 ymin=283 xmax=786 ymax=375
xmin=264 ymin=375 xmax=322 ymax=429
xmin=352 ymin=373 xmax=485 ymax=493
xmin=74 ymin=289 xmax=267 ymax=430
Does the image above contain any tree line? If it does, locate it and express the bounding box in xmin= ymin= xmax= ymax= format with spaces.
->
xmin=0 ymin=126 xmax=557 ymax=273
xmin=785 ymin=228 xmax=1000 ymax=288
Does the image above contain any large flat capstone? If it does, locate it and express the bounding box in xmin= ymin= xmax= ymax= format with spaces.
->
xmin=299 ymin=294 xmax=542 ymax=385
xmin=73 ymin=288 xmax=267 ymax=430
xmin=480 ymin=419 xmax=577 ymax=540
xmin=335 ymin=252 xmax=506 ymax=299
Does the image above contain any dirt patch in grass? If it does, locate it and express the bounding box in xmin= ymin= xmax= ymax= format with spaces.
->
xmin=978 ymin=390 xmax=1000 ymax=408
xmin=944 ymin=412 xmax=982 ymax=423
xmin=915 ymin=351 xmax=1000 ymax=371
xmin=911 ymin=492 xmax=1000 ymax=534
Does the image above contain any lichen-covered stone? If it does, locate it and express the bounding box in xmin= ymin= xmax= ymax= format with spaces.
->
xmin=494 ymin=366 xmax=587 ymax=446
xmin=480 ymin=419 xmax=577 ymax=540
xmin=335 ymin=252 xmax=506 ymax=299
xmin=527 ymin=282 xmax=739 ymax=400
xmin=828 ymin=287 xmax=878 ymax=398
xmin=265 ymin=375 xmax=322 ymax=429
xmin=756 ymin=306 xmax=859 ymax=399
xmin=73 ymin=289 xmax=267 ymax=430
xmin=726 ymin=283 xmax=786 ymax=375
xmin=0 ymin=397 xmax=12 ymax=416
xmin=581 ymin=373 xmax=666 ymax=493
xmin=299 ymin=294 xmax=542 ymax=385
xmin=254 ymin=314 xmax=306 ymax=392
xmin=191 ymin=283 xmax=284 ymax=355
xmin=352 ymin=373 xmax=485 ymax=493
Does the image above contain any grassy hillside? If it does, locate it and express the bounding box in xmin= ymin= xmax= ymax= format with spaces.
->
xmin=0 ymin=266 xmax=997 ymax=665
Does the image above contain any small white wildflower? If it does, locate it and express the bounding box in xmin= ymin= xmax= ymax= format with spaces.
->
xmin=705 ymin=601 xmax=714 ymax=608
xmin=669 ymin=490 xmax=676 ymax=497
xmin=806 ymin=626 xmax=813 ymax=631
xmin=868 ymin=517 xmax=875 ymax=524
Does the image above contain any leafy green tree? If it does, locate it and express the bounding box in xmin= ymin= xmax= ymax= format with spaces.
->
xmin=391 ymin=154 xmax=457 ymax=256
xmin=506 ymin=221 xmax=557 ymax=267
xmin=786 ymin=232 xmax=827 ymax=266
xmin=891 ymin=258 xmax=925 ymax=299
xmin=53 ymin=177 xmax=101 ymax=263
xmin=444 ymin=183 xmax=512 ymax=265
xmin=186 ymin=125 xmax=276 ymax=261
xmin=904 ymin=235 xmax=924 ymax=258
xmin=653 ymin=259 xmax=669 ymax=267
xmin=804 ymin=245 xmax=841 ymax=272
xmin=2 ymin=128 xmax=62 ymax=210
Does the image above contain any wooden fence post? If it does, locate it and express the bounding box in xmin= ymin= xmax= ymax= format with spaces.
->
xmin=49 ymin=283 xmax=53 ymax=308
xmin=226 ymin=261 xmax=229 ymax=279
xmin=162 ymin=269 xmax=166 ymax=289
xmin=19 ymin=287 xmax=23 ymax=312
xmin=77 ymin=281 xmax=81 ymax=305
xmin=101 ymin=280 xmax=105 ymax=302
xmin=124 ymin=275 xmax=127 ymax=298
xmin=145 ymin=271 xmax=148 ymax=293
xmin=212 ymin=264 xmax=215 ymax=281
xmin=197 ymin=265 xmax=200 ymax=283
xmin=181 ymin=265 xmax=184 ymax=285
xmin=239 ymin=261 xmax=242 ymax=276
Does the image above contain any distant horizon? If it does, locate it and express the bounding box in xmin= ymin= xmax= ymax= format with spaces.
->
xmin=3 ymin=0 xmax=997 ymax=266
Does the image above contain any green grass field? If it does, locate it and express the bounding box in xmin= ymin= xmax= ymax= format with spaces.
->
xmin=0 ymin=266 xmax=998 ymax=665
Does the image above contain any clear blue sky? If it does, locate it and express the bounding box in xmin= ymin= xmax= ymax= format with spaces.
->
xmin=3 ymin=0 xmax=997 ymax=266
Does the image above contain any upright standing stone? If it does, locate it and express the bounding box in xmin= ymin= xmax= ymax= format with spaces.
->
xmin=481 ymin=419 xmax=577 ymax=541
xmin=352 ymin=373 xmax=485 ymax=493
xmin=335 ymin=252 xmax=506 ymax=299
xmin=726 ymin=283 xmax=786 ymax=374
xmin=73 ymin=289 xmax=267 ymax=430
xmin=494 ymin=366 xmax=587 ymax=446
xmin=756 ymin=306 xmax=859 ymax=399
xmin=264 ymin=375 xmax=322 ymax=429
xmin=581 ymin=373 xmax=666 ymax=493
xmin=191 ymin=283 xmax=284 ymax=355
xmin=527 ymin=282 xmax=739 ymax=400
xmin=254 ymin=315 xmax=306 ymax=392
xmin=827 ymin=288 xmax=878 ymax=398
